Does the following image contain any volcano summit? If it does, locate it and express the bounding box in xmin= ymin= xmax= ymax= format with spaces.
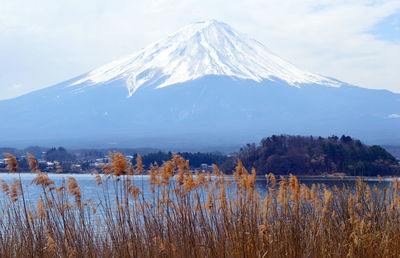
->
xmin=1 ymin=20 xmax=399 ymax=148
xmin=70 ymin=20 xmax=340 ymax=95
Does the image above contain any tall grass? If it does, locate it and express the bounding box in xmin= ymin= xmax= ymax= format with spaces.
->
xmin=1 ymin=152 xmax=400 ymax=257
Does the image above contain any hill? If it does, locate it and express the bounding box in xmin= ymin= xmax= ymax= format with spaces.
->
xmin=223 ymin=135 xmax=400 ymax=176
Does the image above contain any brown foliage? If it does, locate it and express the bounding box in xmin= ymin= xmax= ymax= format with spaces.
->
xmin=0 ymin=153 xmax=400 ymax=257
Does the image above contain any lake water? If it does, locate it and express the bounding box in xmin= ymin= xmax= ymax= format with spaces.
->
xmin=0 ymin=173 xmax=396 ymax=202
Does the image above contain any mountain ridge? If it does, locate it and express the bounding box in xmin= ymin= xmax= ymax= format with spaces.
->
xmin=0 ymin=20 xmax=399 ymax=148
xmin=68 ymin=20 xmax=341 ymax=97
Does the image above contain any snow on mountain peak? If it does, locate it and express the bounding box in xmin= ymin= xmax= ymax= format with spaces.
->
xmin=71 ymin=20 xmax=340 ymax=96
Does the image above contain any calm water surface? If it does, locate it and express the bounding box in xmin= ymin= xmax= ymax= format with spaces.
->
xmin=0 ymin=173 xmax=396 ymax=202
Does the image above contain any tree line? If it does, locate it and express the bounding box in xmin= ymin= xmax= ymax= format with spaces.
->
xmin=2 ymin=135 xmax=398 ymax=176
xmin=221 ymin=135 xmax=399 ymax=176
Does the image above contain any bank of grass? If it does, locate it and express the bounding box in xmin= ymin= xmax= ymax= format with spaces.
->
xmin=0 ymin=152 xmax=400 ymax=257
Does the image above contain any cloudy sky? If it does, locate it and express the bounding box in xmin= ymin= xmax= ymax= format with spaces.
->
xmin=0 ymin=0 xmax=399 ymax=100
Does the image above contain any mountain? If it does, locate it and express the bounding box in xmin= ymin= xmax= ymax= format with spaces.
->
xmin=1 ymin=20 xmax=399 ymax=149
xmin=70 ymin=20 xmax=341 ymax=94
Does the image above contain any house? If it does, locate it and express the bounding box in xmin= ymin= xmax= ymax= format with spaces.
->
xmin=71 ymin=164 xmax=82 ymax=172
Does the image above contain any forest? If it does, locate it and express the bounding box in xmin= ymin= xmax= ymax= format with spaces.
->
xmin=223 ymin=135 xmax=400 ymax=176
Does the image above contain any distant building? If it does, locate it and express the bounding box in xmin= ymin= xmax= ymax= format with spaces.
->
xmin=200 ymin=164 xmax=213 ymax=171
xmin=46 ymin=162 xmax=56 ymax=169
xmin=71 ymin=164 xmax=82 ymax=171
xmin=94 ymin=162 xmax=106 ymax=168
xmin=0 ymin=158 xmax=8 ymax=167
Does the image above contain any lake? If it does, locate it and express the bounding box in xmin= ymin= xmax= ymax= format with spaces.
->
xmin=0 ymin=173 xmax=395 ymax=202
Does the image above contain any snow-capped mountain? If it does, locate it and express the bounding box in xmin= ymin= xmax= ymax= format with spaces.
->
xmin=70 ymin=20 xmax=340 ymax=96
xmin=0 ymin=20 xmax=399 ymax=149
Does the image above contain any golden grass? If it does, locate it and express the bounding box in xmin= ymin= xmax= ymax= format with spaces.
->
xmin=0 ymin=152 xmax=400 ymax=257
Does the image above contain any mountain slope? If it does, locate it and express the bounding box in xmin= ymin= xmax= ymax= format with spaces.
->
xmin=0 ymin=20 xmax=399 ymax=149
xmin=69 ymin=20 xmax=340 ymax=97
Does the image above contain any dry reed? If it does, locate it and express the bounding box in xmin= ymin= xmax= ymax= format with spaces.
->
xmin=0 ymin=152 xmax=399 ymax=257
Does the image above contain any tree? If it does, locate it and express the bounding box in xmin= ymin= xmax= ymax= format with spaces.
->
xmin=230 ymin=135 xmax=399 ymax=176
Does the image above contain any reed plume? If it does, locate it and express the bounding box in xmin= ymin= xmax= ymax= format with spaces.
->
xmin=0 ymin=154 xmax=399 ymax=257
xmin=3 ymin=153 xmax=18 ymax=173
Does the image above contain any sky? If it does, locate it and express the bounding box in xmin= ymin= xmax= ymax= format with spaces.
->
xmin=0 ymin=0 xmax=399 ymax=100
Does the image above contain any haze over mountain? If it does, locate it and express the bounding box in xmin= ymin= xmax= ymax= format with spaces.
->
xmin=1 ymin=20 xmax=399 ymax=149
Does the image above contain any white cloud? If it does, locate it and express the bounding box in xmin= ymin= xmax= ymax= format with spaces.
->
xmin=0 ymin=0 xmax=399 ymax=100
xmin=388 ymin=113 xmax=400 ymax=119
